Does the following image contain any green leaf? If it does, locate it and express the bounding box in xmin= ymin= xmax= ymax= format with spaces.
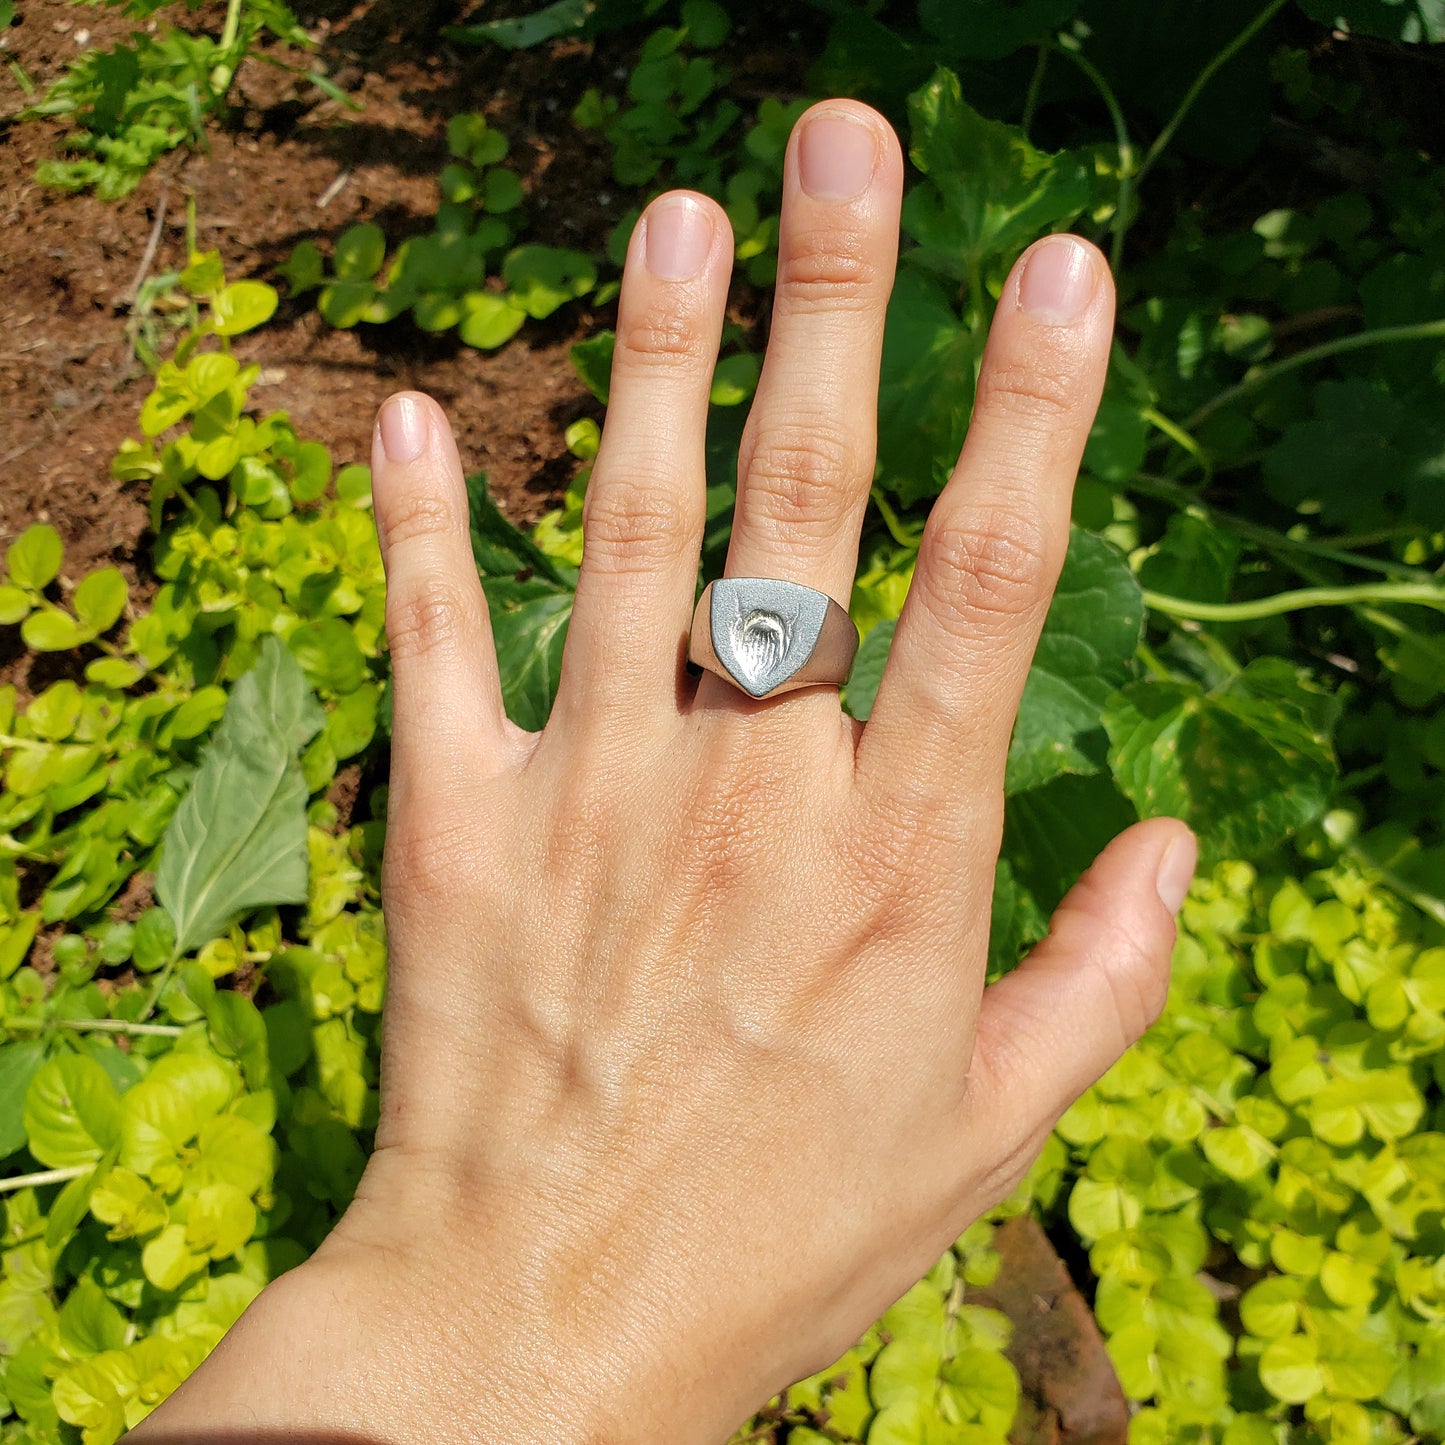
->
xmin=0 ymin=582 xmax=31 ymax=623
xmin=58 ymin=1279 xmax=127 ymax=1357
xmin=211 ymin=280 xmax=279 ymax=336
xmin=482 ymin=168 xmax=525 ymax=213
xmin=1137 ymin=512 xmax=1241 ymax=605
xmin=458 ymin=291 xmax=529 ymax=349
xmin=72 ymin=568 xmax=128 ymax=632
xmin=279 ymin=238 xmax=324 ymax=293
xmin=0 ymin=1040 xmax=47 ymax=1157
xmin=1265 ymin=378 xmax=1445 ymax=530
xmin=1259 ymin=1333 xmax=1325 ymax=1405
xmin=571 ymin=330 xmax=615 ymax=403
xmin=21 ymin=607 xmax=87 ymax=653
xmin=142 ymin=1221 xmax=208 ymax=1291
xmin=876 ymin=268 xmax=978 ymax=505
xmin=903 ymin=67 xmax=1091 ymax=277
xmin=502 ymin=245 xmax=597 ymax=319
xmin=1007 ymin=529 xmax=1144 ymax=794
xmin=333 ymin=223 xmax=387 ymax=282
xmin=22 ymin=1055 xmax=122 ymax=1168
xmin=1296 ymin=0 xmax=1445 ymax=44
xmin=289 ymin=617 xmax=368 ymax=695
xmin=1200 ymin=1125 xmax=1273 ymax=1181
xmin=843 ymin=619 xmax=895 ymax=722
xmin=6 ymin=523 xmax=63 ymax=591
xmin=443 ymin=0 xmax=592 ymax=49
xmin=155 ymin=637 xmax=324 ymax=956
xmin=318 ymin=281 xmax=377 ymax=328
xmin=468 ymin=474 xmax=575 ymax=730
xmin=89 ymin=1165 xmax=168 ymax=1239
xmin=1104 ymin=659 xmax=1337 ymax=862
xmin=491 ymin=591 xmax=573 ymax=731
xmin=918 ymin=0 xmax=1076 ymax=59
xmin=709 ymin=352 xmax=761 ymax=406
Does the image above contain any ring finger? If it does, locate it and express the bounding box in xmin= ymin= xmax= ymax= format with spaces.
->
xmin=695 ymin=101 xmax=903 ymax=710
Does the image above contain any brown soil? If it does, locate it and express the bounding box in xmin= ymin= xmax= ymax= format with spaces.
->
xmin=0 ymin=0 xmax=633 ymax=586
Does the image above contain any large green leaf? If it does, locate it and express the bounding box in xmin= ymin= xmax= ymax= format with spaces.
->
xmin=876 ymin=268 xmax=979 ymax=506
xmin=1104 ymin=658 xmax=1338 ymax=862
xmin=155 ymin=638 xmax=323 ymax=956
xmin=467 ymin=474 xmax=576 ymax=730
xmin=1006 ymin=529 xmax=1144 ymax=795
xmin=22 ymin=1055 xmax=122 ymax=1169
xmin=0 ymin=1041 xmax=48 ymax=1158
xmin=902 ymin=67 xmax=1092 ymax=280
xmin=918 ymin=0 xmax=1077 ymax=59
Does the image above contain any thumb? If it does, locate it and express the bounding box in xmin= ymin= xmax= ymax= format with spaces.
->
xmin=955 ymin=818 xmax=1195 ymax=1211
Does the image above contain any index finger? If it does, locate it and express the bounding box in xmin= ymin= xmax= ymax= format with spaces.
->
xmin=856 ymin=236 xmax=1114 ymax=813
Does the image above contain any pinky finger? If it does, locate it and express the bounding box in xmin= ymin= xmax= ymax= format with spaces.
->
xmin=371 ymin=392 xmax=515 ymax=804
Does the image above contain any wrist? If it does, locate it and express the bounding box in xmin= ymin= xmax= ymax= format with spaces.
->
xmin=127 ymin=1223 xmax=751 ymax=1445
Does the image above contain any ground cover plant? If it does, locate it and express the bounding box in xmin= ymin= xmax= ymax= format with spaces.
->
xmin=2 ymin=1 xmax=1444 ymax=1442
xmin=20 ymin=0 xmax=348 ymax=199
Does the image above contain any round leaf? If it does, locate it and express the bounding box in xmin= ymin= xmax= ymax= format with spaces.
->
xmin=1258 ymin=1333 xmax=1325 ymax=1404
xmin=333 ymin=223 xmax=387 ymax=281
xmin=23 ymin=1054 xmax=123 ymax=1167
xmin=458 ymin=292 xmax=527 ymax=349
xmin=72 ymin=568 xmax=128 ymax=632
xmin=211 ymin=280 xmax=279 ymax=337
xmin=6 ymin=523 xmax=63 ymax=591
xmin=21 ymin=608 xmax=86 ymax=652
xmin=0 ymin=583 xmax=31 ymax=623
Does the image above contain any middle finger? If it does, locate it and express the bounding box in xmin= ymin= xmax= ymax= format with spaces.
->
xmin=696 ymin=101 xmax=902 ymax=707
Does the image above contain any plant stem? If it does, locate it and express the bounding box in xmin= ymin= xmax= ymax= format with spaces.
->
xmin=1143 ymin=581 xmax=1445 ymax=623
xmin=3 ymin=1016 xmax=184 ymax=1038
xmin=1021 ymin=41 xmax=1049 ymax=140
xmin=0 ymin=1165 xmax=90 ymax=1195
xmin=1050 ymin=41 xmax=1134 ymax=272
xmin=1184 ymin=318 xmax=1445 ymax=431
xmin=211 ymin=0 xmax=246 ymax=96
xmin=1124 ymin=473 xmax=1429 ymax=582
xmin=1135 ymin=0 xmax=1290 ymax=184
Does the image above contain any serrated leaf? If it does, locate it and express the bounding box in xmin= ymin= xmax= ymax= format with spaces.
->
xmin=1104 ymin=659 xmax=1337 ymax=862
xmin=903 ymin=66 xmax=1092 ymax=277
xmin=877 ymin=268 xmax=979 ymax=506
xmin=155 ymin=637 xmax=323 ymax=956
xmin=1007 ymin=529 xmax=1144 ymax=794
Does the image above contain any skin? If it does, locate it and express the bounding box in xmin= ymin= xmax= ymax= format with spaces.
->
xmin=131 ymin=102 xmax=1194 ymax=1444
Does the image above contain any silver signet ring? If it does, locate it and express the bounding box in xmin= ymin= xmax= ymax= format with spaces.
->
xmin=687 ymin=578 xmax=859 ymax=699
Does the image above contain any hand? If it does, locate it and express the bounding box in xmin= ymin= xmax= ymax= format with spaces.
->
xmin=135 ymin=100 xmax=1193 ymax=1444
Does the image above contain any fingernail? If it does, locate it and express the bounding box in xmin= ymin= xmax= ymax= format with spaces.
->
xmin=1017 ymin=236 xmax=1097 ymax=324
xmin=644 ymin=196 xmax=714 ymax=280
xmin=798 ymin=110 xmax=878 ymax=201
xmin=378 ymin=394 xmax=428 ymax=463
xmin=1155 ymin=832 xmax=1198 ymax=916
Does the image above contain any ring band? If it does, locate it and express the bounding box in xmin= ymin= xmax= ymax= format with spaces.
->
xmin=688 ymin=577 xmax=859 ymax=699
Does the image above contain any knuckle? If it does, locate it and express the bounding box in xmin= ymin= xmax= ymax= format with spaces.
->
xmin=377 ymin=488 xmax=459 ymax=553
xmin=582 ymin=476 xmax=694 ymax=572
xmin=385 ymin=574 xmax=480 ymax=664
xmin=615 ymin=301 xmax=712 ymax=375
xmin=741 ymin=424 xmax=866 ymax=542
xmin=385 ymin=813 xmax=480 ymax=906
xmin=918 ymin=504 xmax=1054 ymax=635
xmin=975 ymin=358 xmax=1077 ymax=429
xmin=777 ymin=226 xmax=883 ymax=311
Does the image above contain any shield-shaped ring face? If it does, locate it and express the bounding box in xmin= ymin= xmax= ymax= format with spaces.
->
xmin=709 ymin=578 xmax=830 ymax=698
